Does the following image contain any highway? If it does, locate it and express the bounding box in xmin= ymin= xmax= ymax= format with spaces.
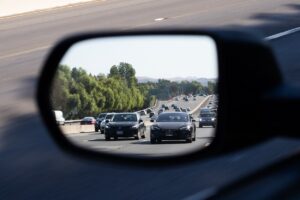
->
xmin=1 ymin=0 xmax=300 ymax=199
xmin=69 ymin=127 xmax=213 ymax=156
xmin=66 ymin=96 xmax=215 ymax=156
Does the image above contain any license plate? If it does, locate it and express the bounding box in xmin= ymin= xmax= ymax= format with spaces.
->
xmin=166 ymin=130 xmax=173 ymax=136
xmin=116 ymin=131 xmax=123 ymax=135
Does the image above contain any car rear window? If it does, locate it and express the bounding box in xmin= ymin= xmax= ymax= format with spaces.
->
xmin=112 ymin=114 xmax=137 ymax=122
xmin=106 ymin=114 xmax=114 ymax=119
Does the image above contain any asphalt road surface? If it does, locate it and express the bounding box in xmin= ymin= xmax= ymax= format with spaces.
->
xmin=69 ymin=127 xmax=214 ymax=156
xmin=1 ymin=0 xmax=300 ymax=199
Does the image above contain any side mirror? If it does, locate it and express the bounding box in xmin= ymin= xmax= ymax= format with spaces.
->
xmin=105 ymin=120 xmax=109 ymax=123
xmin=192 ymin=119 xmax=196 ymax=122
xmin=37 ymin=29 xmax=282 ymax=166
xmin=139 ymin=119 xmax=143 ymax=123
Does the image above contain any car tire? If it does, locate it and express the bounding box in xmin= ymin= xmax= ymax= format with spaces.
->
xmin=150 ymin=138 xmax=156 ymax=144
xmin=199 ymin=124 xmax=202 ymax=128
xmin=105 ymin=135 xmax=110 ymax=141
xmin=134 ymin=133 xmax=139 ymax=140
xmin=186 ymin=135 xmax=192 ymax=143
xmin=142 ymin=128 xmax=146 ymax=138
xmin=114 ymin=136 xmax=118 ymax=140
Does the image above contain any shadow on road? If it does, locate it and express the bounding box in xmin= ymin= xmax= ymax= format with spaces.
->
xmin=88 ymin=138 xmax=137 ymax=142
xmin=131 ymin=140 xmax=190 ymax=145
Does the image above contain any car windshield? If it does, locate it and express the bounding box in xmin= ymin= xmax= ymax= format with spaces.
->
xmin=157 ymin=113 xmax=188 ymax=122
xmin=112 ymin=114 xmax=137 ymax=122
xmin=200 ymin=110 xmax=211 ymax=114
xmin=106 ymin=114 xmax=114 ymax=119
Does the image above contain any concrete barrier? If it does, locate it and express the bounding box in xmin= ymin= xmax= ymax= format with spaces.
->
xmin=1 ymin=0 xmax=96 ymax=18
xmin=60 ymin=124 xmax=95 ymax=134
xmin=190 ymin=95 xmax=211 ymax=114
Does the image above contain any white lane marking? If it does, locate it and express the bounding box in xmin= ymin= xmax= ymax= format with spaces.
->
xmin=154 ymin=17 xmax=166 ymax=21
xmin=182 ymin=187 xmax=217 ymax=200
xmin=266 ymin=27 xmax=300 ymax=40
xmin=0 ymin=45 xmax=51 ymax=60
xmin=1 ymin=27 xmax=299 ymax=61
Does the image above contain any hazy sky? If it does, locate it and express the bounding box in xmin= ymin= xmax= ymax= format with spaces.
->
xmin=61 ymin=35 xmax=218 ymax=79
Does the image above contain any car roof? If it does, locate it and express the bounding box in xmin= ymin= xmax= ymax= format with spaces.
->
xmin=114 ymin=112 xmax=138 ymax=115
xmin=158 ymin=112 xmax=188 ymax=115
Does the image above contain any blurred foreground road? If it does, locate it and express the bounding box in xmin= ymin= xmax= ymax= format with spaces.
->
xmin=1 ymin=0 xmax=300 ymax=199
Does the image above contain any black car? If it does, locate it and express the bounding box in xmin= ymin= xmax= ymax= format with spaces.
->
xmin=150 ymin=112 xmax=196 ymax=143
xmin=174 ymin=108 xmax=181 ymax=112
xmin=199 ymin=111 xmax=216 ymax=128
xmin=149 ymin=111 xmax=155 ymax=118
xmin=104 ymin=113 xmax=146 ymax=140
xmin=95 ymin=113 xmax=107 ymax=132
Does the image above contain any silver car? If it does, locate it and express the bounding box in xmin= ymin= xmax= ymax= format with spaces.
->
xmin=100 ymin=113 xmax=115 ymax=133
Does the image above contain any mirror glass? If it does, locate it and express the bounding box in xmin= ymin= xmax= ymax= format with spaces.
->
xmin=51 ymin=35 xmax=218 ymax=157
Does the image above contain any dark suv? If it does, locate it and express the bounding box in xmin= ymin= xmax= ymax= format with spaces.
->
xmin=198 ymin=108 xmax=216 ymax=128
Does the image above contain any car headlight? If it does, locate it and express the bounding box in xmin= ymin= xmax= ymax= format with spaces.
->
xmin=131 ymin=124 xmax=139 ymax=129
xmin=179 ymin=126 xmax=190 ymax=130
xmin=211 ymin=118 xmax=216 ymax=121
xmin=151 ymin=125 xmax=160 ymax=130
xmin=199 ymin=118 xmax=203 ymax=122
xmin=105 ymin=125 xmax=111 ymax=129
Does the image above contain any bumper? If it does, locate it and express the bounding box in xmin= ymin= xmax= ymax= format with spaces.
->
xmin=199 ymin=121 xmax=216 ymax=126
xmin=105 ymin=128 xmax=139 ymax=138
xmin=151 ymin=129 xmax=191 ymax=140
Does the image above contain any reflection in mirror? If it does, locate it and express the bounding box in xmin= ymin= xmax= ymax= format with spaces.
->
xmin=51 ymin=35 xmax=218 ymax=157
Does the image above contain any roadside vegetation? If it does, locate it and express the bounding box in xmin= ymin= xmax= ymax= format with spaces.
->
xmin=51 ymin=62 xmax=216 ymax=119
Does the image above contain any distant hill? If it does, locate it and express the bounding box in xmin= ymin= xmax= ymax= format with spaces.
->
xmin=137 ymin=76 xmax=216 ymax=86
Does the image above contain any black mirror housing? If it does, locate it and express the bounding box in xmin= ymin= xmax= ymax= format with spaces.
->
xmin=37 ymin=29 xmax=282 ymax=166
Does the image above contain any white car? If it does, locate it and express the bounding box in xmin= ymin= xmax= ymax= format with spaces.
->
xmin=53 ymin=110 xmax=65 ymax=125
xmin=100 ymin=113 xmax=115 ymax=133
